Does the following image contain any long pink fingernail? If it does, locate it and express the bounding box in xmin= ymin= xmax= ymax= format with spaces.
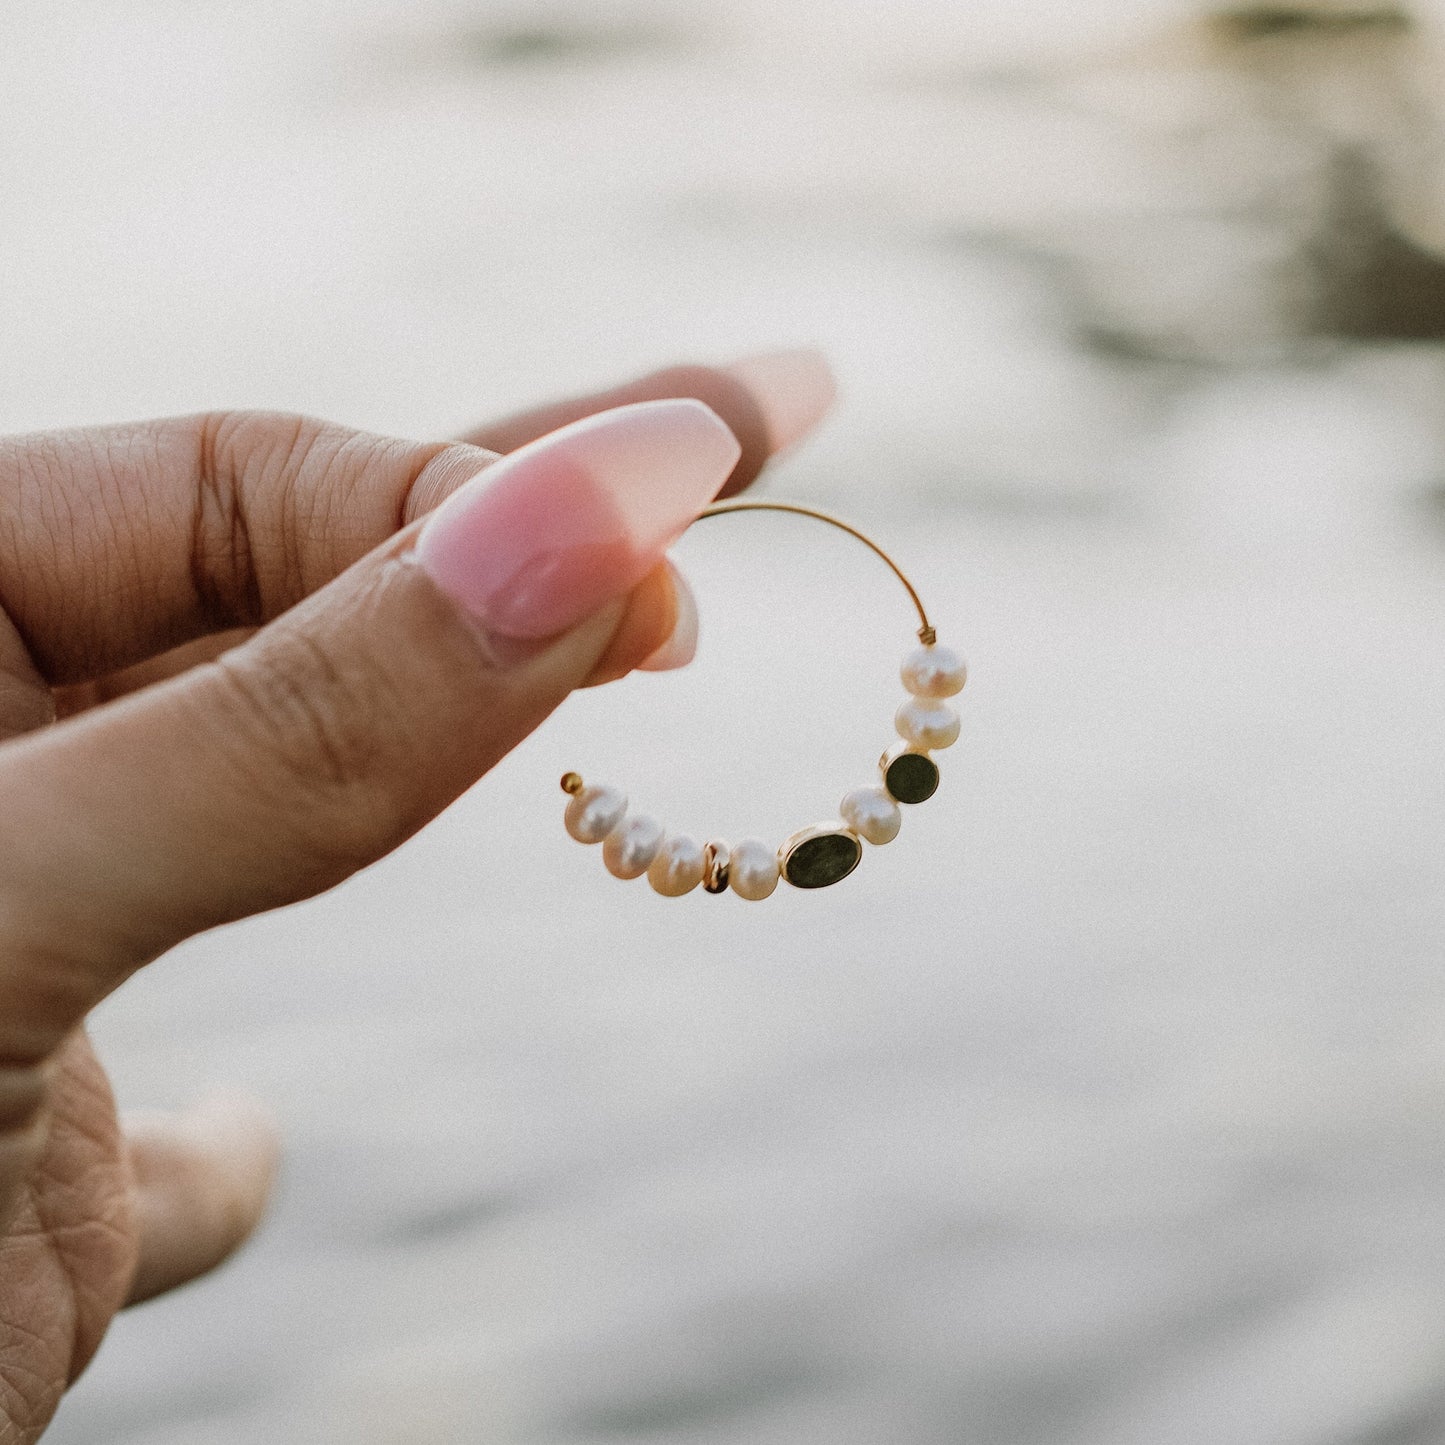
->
xmin=415 ymin=399 xmax=740 ymax=640
xmin=725 ymin=347 xmax=837 ymax=452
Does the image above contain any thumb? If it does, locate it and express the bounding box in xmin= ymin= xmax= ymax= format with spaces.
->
xmin=0 ymin=400 xmax=739 ymax=1058
xmin=123 ymin=1095 xmax=281 ymax=1306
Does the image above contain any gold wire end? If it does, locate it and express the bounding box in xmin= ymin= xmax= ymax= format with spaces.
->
xmin=560 ymin=772 xmax=584 ymax=795
xmin=918 ymin=625 xmax=937 ymax=646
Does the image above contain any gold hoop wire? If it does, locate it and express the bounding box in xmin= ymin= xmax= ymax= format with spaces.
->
xmin=693 ymin=500 xmax=937 ymax=645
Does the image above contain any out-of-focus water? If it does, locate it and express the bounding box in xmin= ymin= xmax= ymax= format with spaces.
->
xmin=7 ymin=3 xmax=1445 ymax=1442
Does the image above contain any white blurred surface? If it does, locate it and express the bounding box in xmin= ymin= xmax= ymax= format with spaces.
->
xmin=3 ymin=2 xmax=1445 ymax=1442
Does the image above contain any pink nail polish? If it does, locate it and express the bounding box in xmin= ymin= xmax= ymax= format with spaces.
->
xmin=415 ymin=399 xmax=740 ymax=640
xmin=725 ymin=347 xmax=836 ymax=452
xmin=637 ymin=562 xmax=698 ymax=672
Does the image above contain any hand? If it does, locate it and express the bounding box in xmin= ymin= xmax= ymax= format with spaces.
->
xmin=0 ymin=350 xmax=834 ymax=1443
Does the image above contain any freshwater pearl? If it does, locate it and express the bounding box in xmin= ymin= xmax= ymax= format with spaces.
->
xmin=564 ymin=783 xmax=627 ymax=843
xmin=603 ymin=812 xmax=664 ymax=879
xmin=647 ymin=834 xmax=706 ymax=896
xmin=896 ymin=696 xmax=960 ymax=750
xmin=729 ymin=837 xmax=780 ymax=900
xmin=840 ymin=785 xmax=902 ymax=845
xmin=901 ymin=643 xmax=967 ymax=698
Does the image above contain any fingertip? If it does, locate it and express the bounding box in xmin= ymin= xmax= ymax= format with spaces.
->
xmin=578 ymin=561 xmax=679 ymax=688
xmin=402 ymin=443 xmax=504 ymax=526
xmin=582 ymin=558 xmax=696 ymax=688
xmin=188 ymin=1093 xmax=282 ymax=1181
xmin=461 ymin=350 xmax=835 ymax=502
xmin=416 ymin=401 xmax=735 ymax=640
xmin=131 ymin=1092 xmax=282 ymax=1222
xmin=124 ymin=1092 xmax=282 ymax=1306
xmin=636 ymin=561 xmax=697 ymax=672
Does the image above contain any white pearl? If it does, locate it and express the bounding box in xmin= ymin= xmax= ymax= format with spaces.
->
xmin=896 ymin=696 xmax=961 ymax=750
xmin=647 ymin=834 xmax=706 ymax=896
xmin=564 ymin=784 xmax=627 ymax=844
xmin=729 ymin=837 xmax=780 ymax=900
xmin=603 ymin=812 xmax=664 ymax=879
xmin=840 ymin=785 xmax=902 ymax=845
xmin=901 ymin=644 xmax=967 ymax=698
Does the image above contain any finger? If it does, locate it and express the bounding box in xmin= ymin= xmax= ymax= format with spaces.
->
xmin=53 ymin=629 xmax=255 ymax=719
xmin=0 ymin=354 xmax=831 ymax=690
xmin=0 ymin=606 xmax=55 ymax=739
xmin=635 ymin=560 xmax=698 ymax=674
xmin=0 ymin=400 xmax=740 ymax=1059
xmin=459 ymin=349 xmax=835 ymax=498
xmin=580 ymin=558 xmax=686 ymax=688
xmin=0 ymin=415 xmax=492 ymax=685
xmin=54 ymin=558 xmax=689 ymax=713
xmin=123 ymin=1096 xmax=279 ymax=1306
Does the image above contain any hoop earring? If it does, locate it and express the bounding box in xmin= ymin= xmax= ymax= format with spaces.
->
xmin=559 ymin=500 xmax=965 ymax=898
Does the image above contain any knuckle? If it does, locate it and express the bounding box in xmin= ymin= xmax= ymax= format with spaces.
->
xmin=191 ymin=411 xmax=438 ymax=628
xmin=206 ymin=604 xmax=418 ymax=868
xmin=221 ymin=630 xmax=378 ymax=790
xmin=190 ymin=410 xmax=320 ymax=627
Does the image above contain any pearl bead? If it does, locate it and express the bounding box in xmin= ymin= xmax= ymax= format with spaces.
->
xmin=603 ymin=812 xmax=664 ymax=879
xmin=647 ymin=834 xmax=706 ymax=896
xmin=564 ymin=784 xmax=627 ymax=844
xmin=901 ymin=644 xmax=967 ymax=698
xmin=896 ymin=696 xmax=961 ymax=750
xmin=840 ymin=785 xmax=902 ymax=845
xmin=729 ymin=837 xmax=780 ymax=901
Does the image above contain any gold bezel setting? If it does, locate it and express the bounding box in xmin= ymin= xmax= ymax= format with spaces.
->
xmin=778 ymin=825 xmax=863 ymax=890
xmin=879 ymin=743 xmax=941 ymax=805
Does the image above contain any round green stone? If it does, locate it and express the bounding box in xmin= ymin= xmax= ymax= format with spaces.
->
xmin=884 ymin=751 xmax=939 ymax=805
xmin=782 ymin=830 xmax=862 ymax=889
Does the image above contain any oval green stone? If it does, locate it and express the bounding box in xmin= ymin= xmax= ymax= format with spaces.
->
xmin=783 ymin=830 xmax=862 ymax=889
xmin=884 ymin=751 xmax=939 ymax=805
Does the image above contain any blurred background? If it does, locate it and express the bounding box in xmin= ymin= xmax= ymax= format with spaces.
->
xmin=9 ymin=0 xmax=1445 ymax=1441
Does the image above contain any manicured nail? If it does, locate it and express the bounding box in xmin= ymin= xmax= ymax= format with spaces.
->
xmin=725 ymin=347 xmax=836 ymax=452
xmin=637 ymin=561 xmax=698 ymax=672
xmin=415 ymin=399 xmax=740 ymax=640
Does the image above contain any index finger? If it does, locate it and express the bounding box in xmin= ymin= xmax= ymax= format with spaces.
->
xmin=455 ymin=350 xmax=835 ymax=501
xmin=0 ymin=353 xmax=834 ymax=689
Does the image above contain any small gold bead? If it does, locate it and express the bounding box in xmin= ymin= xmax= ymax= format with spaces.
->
xmin=703 ymin=841 xmax=731 ymax=894
xmin=560 ymin=772 xmax=584 ymax=795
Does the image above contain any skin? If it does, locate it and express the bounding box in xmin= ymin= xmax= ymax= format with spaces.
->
xmin=0 ymin=362 xmax=826 ymax=1443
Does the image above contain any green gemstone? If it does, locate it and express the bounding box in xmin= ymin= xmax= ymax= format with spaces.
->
xmin=782 ymin=830 xmax=862 ymax=889
xmin=884 ymin=752 xmax=939 ymax=805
